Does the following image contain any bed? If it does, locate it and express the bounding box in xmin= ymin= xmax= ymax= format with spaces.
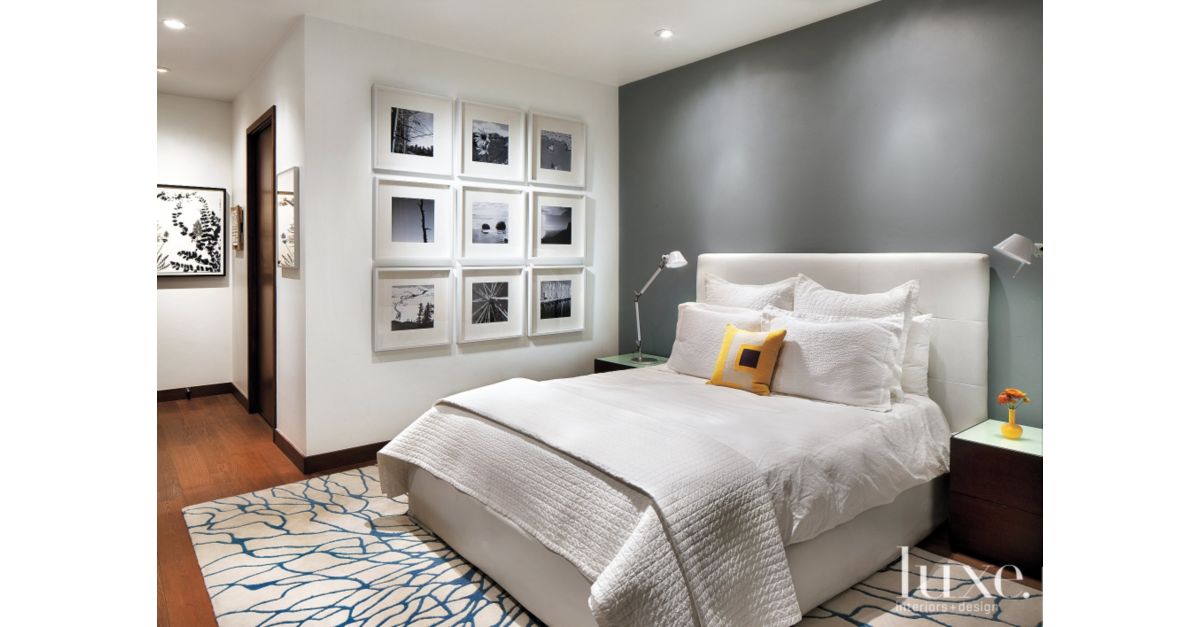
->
xmin=378 ymin=252 xmax=989 ymax=625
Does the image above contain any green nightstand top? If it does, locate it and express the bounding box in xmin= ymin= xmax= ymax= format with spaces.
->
xmin=954 ymin=419 xmax=1042 ymax=457
xmin=596 ymin=353 xmax=669 ymax=368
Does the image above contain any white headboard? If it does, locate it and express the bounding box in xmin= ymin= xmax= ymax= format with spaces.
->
xmin=696 ymin=253 xmax=989 ymax=433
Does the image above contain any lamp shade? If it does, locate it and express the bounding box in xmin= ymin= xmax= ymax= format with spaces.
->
xmin=664 ymin=250 xmax=688 ymax=269
xmin=993 ymin=233 xmax=1036 ymax=265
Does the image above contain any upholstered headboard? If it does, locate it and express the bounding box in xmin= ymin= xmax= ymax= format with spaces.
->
xmin=696 ymin=253 xmax=989 ymax=433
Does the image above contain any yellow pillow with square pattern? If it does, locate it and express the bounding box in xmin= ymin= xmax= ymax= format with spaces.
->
xmin=707 ymin=324 xmax=787 ymax=395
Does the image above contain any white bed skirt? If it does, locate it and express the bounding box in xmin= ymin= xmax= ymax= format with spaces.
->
xmin=404 ymin=467 xmax=947 ymax=626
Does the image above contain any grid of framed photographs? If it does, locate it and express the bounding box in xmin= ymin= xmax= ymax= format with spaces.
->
xmin=370 ymin=84 xmax=591 ymax=351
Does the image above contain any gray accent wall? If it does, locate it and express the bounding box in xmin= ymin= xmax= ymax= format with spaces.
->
xmin=618 ymin=0 xmax=1042 ymax=426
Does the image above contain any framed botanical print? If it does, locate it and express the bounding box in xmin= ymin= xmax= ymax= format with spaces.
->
xmin=529 ymin=266 xmax=585 ymax=336
xmin=156 ymin=184 xmax=226 ymax=276
xmin=374 ymin=267 xmax=453 ymax=351
xmin=530 ymin=192 xmax=586 ymax=260
xmin=530 ymin=113 xmax=586 ymax=188
xmin=276 ymin=167 xmax=298 ymax=269
xmin=375 ymin=178 xmax=454 ymax=260
xmin=459 ymin=101 xmax=525 ymax=182
xmin=373 ymin=85 xmax=454 ymax=176
xmin=459 ymin=267 xmax=526 ymax=343
xmin=460 ymin=186 xmax=525 ymax=262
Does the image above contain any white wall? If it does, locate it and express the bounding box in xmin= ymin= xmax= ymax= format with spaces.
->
xmin=157 ymin=94 xmax=233 ymax=391
xmin=231 ymin=20 xmax=308 ymax=451
xmin=301 ymin=17 xmax=620 ymax=454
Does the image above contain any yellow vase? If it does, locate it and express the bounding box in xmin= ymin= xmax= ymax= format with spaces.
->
xmin=1000 ymin=407 xmax=1023 ymax=440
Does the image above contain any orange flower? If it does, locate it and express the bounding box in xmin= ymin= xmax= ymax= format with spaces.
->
xmin=997 ymin=393 xmax=1011 ymax=405
xmin=1003 ymin=388 xmax=1027 ymax=398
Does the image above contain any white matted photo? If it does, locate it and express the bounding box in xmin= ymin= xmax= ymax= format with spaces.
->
xmin=461 ymin=186 xmax=525 ymax=262
xmin=276 ymin=167 xmax=298 ymax=269
xmin=459 ymin=101 xmax=525 ymax=182
xmin=460 ymin=267 xmax=526 ymax=343
xmin=531 ymin=192 xmax=585 ymax=260
xmin=529 ymin=266 xmax=585 ymax=336
xmin=374 ymin=267 xmax=453 ymax=351
xmin=375 ymin=178 xmax=454 ymax=260
xmin=530 ymin=113 xmax=586 ymax=187
xmin=373 ymin=85 xmax=454 ymax=176
xmin=157 ymin=184 xmax=226 ymax=277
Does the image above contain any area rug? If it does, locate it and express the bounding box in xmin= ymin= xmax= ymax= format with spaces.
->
xmin=184 ymin=466 xmax=1042 ymax=626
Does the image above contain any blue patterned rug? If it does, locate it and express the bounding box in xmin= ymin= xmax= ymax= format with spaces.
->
xmin=184 ymin=466 xmax=1042 ymax=626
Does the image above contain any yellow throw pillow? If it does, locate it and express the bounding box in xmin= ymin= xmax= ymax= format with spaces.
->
xmin=707 ymin=324 xmax=786 ymax=395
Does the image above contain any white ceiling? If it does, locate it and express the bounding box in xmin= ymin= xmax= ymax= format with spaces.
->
xmin=157 ymin=0 xmax=880 ymax=100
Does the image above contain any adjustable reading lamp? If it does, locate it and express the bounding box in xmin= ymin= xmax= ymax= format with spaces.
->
xmin=632 ymin=250 xmax=688 ymax=364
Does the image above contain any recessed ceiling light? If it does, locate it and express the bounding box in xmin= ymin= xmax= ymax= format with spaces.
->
xmin=157 ymin=67 xmax=170 ymax=74
xmin=162 ymin=18 xmax=187 ymax=30
xmin=655 ymin=28 xmax=674 ymax=40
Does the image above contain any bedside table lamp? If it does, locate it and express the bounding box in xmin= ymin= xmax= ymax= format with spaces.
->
xmin=993 ymin=233 xmax=1043 ymax=278
xmin=632 ymin=250 xmax=688 ymax=364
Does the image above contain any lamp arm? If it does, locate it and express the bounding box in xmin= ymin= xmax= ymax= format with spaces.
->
xmin=632 ymin=256 xmax=669 ymax=363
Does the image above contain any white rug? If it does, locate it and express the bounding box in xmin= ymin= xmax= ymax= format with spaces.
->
xmin=184 ymin=466 xmax=1042 ymax=626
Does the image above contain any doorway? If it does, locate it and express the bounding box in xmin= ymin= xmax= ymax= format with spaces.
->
xmin=246 ymin=106 xmax=276 ymax=428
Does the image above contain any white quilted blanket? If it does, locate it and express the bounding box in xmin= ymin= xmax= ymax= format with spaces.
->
xmin=380 ymin=378 xmax=802 ymax=627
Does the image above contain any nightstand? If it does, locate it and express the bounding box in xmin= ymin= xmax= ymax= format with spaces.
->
xmin=594 ymin=353 xmax=668 ymax=373
xmin=950 ymin=419 xmax=1043 ymax=579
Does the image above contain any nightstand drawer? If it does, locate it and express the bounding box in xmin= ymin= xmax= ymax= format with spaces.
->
xmin=950 ymin=492 xmax=1042 ymax=578
xmin=950 ymin=439 xmax=1042 ymax=515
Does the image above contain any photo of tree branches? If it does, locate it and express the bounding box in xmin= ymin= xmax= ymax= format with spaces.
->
xmin=391 ymin=107 xmax=435 ymax=156
xmin=471 ymin=281 xmax=509 ymax=324
xmin=157 ymin=186 xmax=225 ymax=276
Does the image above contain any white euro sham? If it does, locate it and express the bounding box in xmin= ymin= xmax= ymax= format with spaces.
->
xmin=902 ymin=313 xmax=933 ymax=396
xmin=667 ymin=302 xmax=762 ymax=379
xmin=704 ymin=275 xmax=795 ymax=310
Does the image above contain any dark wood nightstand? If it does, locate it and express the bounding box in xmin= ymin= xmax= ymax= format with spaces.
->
xmin=950 ymin=420 xmax=1043 ymax=579
xmin=594 ymin=353 xmax=668 ymax=373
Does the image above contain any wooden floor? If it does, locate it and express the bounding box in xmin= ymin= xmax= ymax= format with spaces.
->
xmin=158 ymin=393 xmax=1036 ymax=626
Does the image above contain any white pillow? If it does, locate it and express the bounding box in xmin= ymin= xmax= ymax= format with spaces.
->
xmin=667 ymin=303 xmax=763 ymax=379
xmin=704 ymin=275 xmax=795 ymax=310
xmin=901 ymin=314 xmax=933 ymax=396
xmin=767 ymin=314 xmax=904 ymax=411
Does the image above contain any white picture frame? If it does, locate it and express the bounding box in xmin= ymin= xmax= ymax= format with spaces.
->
xmin=373 ymin=85 xmax=454 ymax=176
xmin=529 ymin=266 xmax=585 ymax=336
xmin=459 ymin=267 xmax=526 ymax=343
xmin=276 ymin=167 xmax=298 ymax=269
xmin=530 ymin=192 xmax=586 ymax=260
xmin=375 ymin=178 xmax=454 ymax=261
xmin=157 ymin=184 xmax=226 ymax=277
xmin=459 ymin=101 xmax=526 ymax=182
xmin=374 ymin=267 xmax=454 ymax=351
xmin=460 ymin=186 xmax=526 ymax=262
xmin=530 ymin=113 xmax=586 ymax=188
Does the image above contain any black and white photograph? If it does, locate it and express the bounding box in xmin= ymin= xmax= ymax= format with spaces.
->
xmin=392 ymin=284 xmax=436 ymax=330
xmin=472 ymin=120 xmax=509 ymax=165
xmin=156 ymin=184 xmax=226 ymax=277
xmin=540 ymin=280 xmax=572 ymax=319
xmin=459 ymin=101 xmax=525 ymax=182
xmin=391 ymin=107 xmax=435 ymax=156
xmin=392 ymin=197 xmax=436 ymax=243
xmin=530 ymin=114 xmax=586 ymax=187
xmin=373 ymin=85 xmax=453 ymax=175
xmin=471 ymin=201 xmax=509 ymax=244
xmin=471 ymin=282 xmax=509 ymax=324
xmin=276 ymin=167 xmax=298 ymax=269
xmin=539 ymin=205 xmax=572 ymax=245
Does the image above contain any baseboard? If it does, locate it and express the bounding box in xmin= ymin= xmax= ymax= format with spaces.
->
xmin=157 ymin=382 xmax=235 ymax=403
xmin=230 ymin=385 xmax=249 ymax=410
xmin=272 ymin=431 xmax=388 ymax=475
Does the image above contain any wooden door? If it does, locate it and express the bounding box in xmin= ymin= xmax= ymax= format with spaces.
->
xmin=246 ymin=107 xmax=277 ymax=427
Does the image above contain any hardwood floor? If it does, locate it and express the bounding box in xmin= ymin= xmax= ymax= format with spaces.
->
xmin=157 ymin=393 xmax=1037 ymax=625
xmin=157 ymin=393 xmax=367 ymax=626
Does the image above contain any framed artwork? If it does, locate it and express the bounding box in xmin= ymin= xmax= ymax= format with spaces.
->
xmin=460 ymin=186 xmax=525 ymax=262
xmin=460 ymin=267 xmax=526 ymax=343
xmin=459 ymin=101 xmax=526 ymax=182
xmin=230 ymin=205 xmax=244 ymax=251
xmin=276 ymin=167 xmax=298 ymax=268
xmin=530 ymin=192 xmax=586 ymax=260
xmin=374 ymin=267 xmax=454 ymax=351
xmin=530 ymin=113 xmax=586 ymax=188
xmin=156 ymin=184 xmax=226 ymax=277
xmin=375 ymin=178 xmax=454 ymax=260
xmin=529 ymin=266 xmax=585 ymax=336
xmin=373 ymin=85 xmax=454 ymax=176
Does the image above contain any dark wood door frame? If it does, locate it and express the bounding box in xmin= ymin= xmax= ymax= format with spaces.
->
xmin=246 ymin=106 xmax=277 ymax=427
